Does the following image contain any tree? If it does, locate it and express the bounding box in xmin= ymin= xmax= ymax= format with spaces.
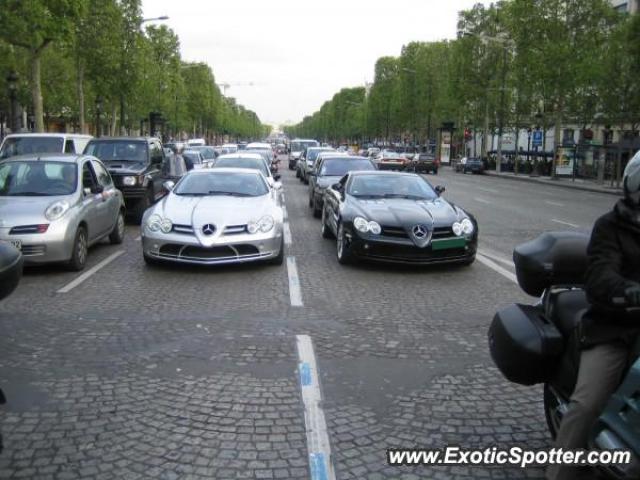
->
xmin=0 ymin=0 xmax=84 ymax=132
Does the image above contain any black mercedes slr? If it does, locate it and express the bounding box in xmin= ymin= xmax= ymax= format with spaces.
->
xmin=320 ymin=171 xmax=478 ymax=265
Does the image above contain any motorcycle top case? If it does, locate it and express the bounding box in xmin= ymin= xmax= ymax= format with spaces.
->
xmin=489 ymin=303 xmax=564 ymax=385
xmin=513 ymin=231 xmax=589 ymax=297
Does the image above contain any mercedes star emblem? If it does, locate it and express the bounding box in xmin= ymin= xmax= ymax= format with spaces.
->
xmin=412 ymin=224 xmax=428 ymax=238
xmin=202 ymin=224 xmax=216 ymax=236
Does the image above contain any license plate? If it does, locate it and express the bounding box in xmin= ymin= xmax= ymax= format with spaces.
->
xmin=431 ymin=238 xmax=466 ymax=250
xmin=9 ymin=239 xmax=21 ymax=250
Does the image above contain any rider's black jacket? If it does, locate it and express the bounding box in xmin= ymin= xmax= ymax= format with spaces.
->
xmin=582 ymin=199 xmax=640 ymax=346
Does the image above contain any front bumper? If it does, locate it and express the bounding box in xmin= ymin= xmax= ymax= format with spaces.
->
xmin=348 ymin=231 xmax=476 ymax=265
xmin=142 ymin=227 xmax=283 ymax=265
xmin=0 ymin=221 xmax=75 ymax=265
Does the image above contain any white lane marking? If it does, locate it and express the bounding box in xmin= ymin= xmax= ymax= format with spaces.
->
xmin=477 ymin=186 xmax=499 ymax=194
xmin=473 ymin=197 xmax=490 ymax=204
xmin=551 ymin=218 xmax=580 ymax=228
xmin=478 ymin=249 xmax=514 ymax=269
xmin=283 ymin=223 xmax=293 ymax=246
xmin=57 ymin=250 xmax=125 ymax=293
xmin=283 ymin=206 xmax=288 ymax=221
xmin=134 ymin=235 xmax=141 ymax=241
xmin=286 ymin=256 xmax=303 ymax=306
xmin=296 ymin=335 xmax=336 ymax=480
xmin=476 ymin=253 xmax=518 ymax=285
xmin=545 ymin=200 xmax=565 ymax=207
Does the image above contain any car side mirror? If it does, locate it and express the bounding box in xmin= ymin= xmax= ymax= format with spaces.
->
xmin=83 ymin=187 xmax=92 ymax=196
xmin=273 ymin=173 xmax=281 ymax=181
xmin=152 ymin=155 xmax=163 ymax=165
xmin=331 ymin=182 xmax=342 ymax=191
xmin=435 ymin=185 xmax=445 ymax=196
xmin=273 ymin=181 xmax=283 ymax=190
xmin=89 ymin=185 xmax=104 ymax=195
xmin=163 ymin=180 xmax=175 ymax=192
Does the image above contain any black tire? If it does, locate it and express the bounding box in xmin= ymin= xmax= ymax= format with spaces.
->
xmin=321 ymin=207 xmax=334 ymax=239
xmin=296 ymin=168 xmax=301 ymax=178
xmin=268 ymin=237 xmax=284 ymax=265
xmin=133 ymin=190 xmax=153 ymax=224
xmin=109 ymin=210 xmax=125 ymax=244
xmin=312 ymin=196 xmax=321 ymax=218
xmin=336 ymin=223 xmax=354 ymax=264
xmin=67 ymin=226 xmax=88 ymax=271
xmin=543 ymin=383 xmax=561 ymax=440
xmin=433 ymin=168 xmax=438 ymax=175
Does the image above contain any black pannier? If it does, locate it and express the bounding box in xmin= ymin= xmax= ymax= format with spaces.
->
xmin=489 ymin=304 xmax=564 ymax=385
xmin=513 ymin=231 xmax=590 ymax=297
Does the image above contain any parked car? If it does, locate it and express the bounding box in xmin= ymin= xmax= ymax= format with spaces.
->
xmin=372 ymin=151 xmax=411 ymax=171
xmin=412 ymin=153 xmax=440 ymax=174
xmin=297 ymin=146 xmax=335 ymax=184
xmin=0 ymin=154 xmax=125 ymax=270
xmin=0 ymin=242 xmax=22 ymax=300
xmin=141 ymin=168 xmax=284 ymax=266
xmin=84 ymin=137 xmax=171 ymax=222
xmin=308 ymin=154 xmax=376 ymax=218
xmin=321 ymin=171 xmax=477 ymax=266
xmin=455 ymin=157 xmax=484 ymax=174
xmin=0 ymin=133 xmax=93 ymax=159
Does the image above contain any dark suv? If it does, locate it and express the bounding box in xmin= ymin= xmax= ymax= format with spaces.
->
xmin=84 ymin=137 xmax=170 ymax=222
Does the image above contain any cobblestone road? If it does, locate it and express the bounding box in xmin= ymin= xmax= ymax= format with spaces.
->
xmin=0 ymin=157 xmax=615 ymax=479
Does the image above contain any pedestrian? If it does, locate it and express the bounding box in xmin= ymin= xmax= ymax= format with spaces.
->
xmin=546 ymin=150 xmax=640 ymax=480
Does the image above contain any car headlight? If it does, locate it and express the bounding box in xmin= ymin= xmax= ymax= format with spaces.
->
xmin=452 ymin=222 xmax=463 ymax=236
xmin=45 ymin=200 xmax=70 ymax=221
xmin=354 ymin=216 xmax=369 ymax=233
xmin=258 ymin=215 xmax=275 ymax=233
xmin=160 ymin=219 xmax=173 ymax=234
xmin=122 ymin=176 xmax=137 ymax=186
xmin=147 ymin=214 xmax=162 ymax=232
xmin=461 ymin=218 xmax=474 ymax=235
xmin=368 ymin=221 xmax=381 ymax=235
xmin=247 ymin=222 xmax=259 ymax=234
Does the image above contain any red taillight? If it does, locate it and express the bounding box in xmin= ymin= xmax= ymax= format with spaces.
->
xmin=36 ymin=224 xmax=49 ymax=233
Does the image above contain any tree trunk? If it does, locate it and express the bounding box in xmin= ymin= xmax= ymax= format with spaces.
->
xmin=77 ymin=60 xmax=86 ymax=133
xmin=552 ymin=100 xmax=563 ymax=179
xmin=110 ymin=102 xmax=118 ymax=136
xmin=482 ymin=101 xmax=489 ymax=160
xmin=31 ymin=49 xmax=45 ymax=132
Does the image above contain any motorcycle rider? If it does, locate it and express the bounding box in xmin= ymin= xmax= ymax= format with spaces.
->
xmin=547 ymin=151 xmax=640 ymax=480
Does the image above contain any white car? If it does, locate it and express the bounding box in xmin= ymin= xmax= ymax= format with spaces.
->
xmin=0 ymin=133 xmax=93 ymax=159
xmin=141 ymin=168 xmax=284 ymax=266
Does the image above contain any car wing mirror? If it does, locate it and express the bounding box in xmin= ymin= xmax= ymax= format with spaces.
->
xmin=163 ymin=180 xmax=175 ymax=192
xmin=435 ymin=185 xmax=445 ymax=196
xmin=273 ymin=181 xmax=283 ymax=190
xmin=90 ymin=185 xmax=104 ymax=194
xmin=273 ymin=173 xmax=281 ymax=181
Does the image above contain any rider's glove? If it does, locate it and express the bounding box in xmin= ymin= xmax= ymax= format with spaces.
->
xmin=624 ymin=283 xmax=640 ymax=306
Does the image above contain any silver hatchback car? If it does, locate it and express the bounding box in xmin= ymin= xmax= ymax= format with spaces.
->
xmin=0 ymin=154 xmax=125 ymax=270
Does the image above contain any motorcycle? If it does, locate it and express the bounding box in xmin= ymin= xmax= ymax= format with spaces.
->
xmin=0 ymin=242 xmax=23 ymax=454
xmin=488 ymin=231 xmax=640 ymax=479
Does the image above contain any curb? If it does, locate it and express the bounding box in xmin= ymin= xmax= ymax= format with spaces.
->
xmin=480 ymin=170 xmax=622 ymax=196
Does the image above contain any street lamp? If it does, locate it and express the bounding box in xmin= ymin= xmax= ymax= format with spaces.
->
xmin=7 ymin=71 xmax=19 ymax=132
xmin=95 ymin=95 xmax=103 ymax=137
xmin=142 ymin=16 xmax=169 ymax=23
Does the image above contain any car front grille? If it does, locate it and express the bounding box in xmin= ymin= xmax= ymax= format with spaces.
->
xmin=157 ymin=243 xmax=263 ymax=262
xmin=363 ymin=243 xmax=468 ymax=263
xmin=380 ymin=226 xmax=454 ymax=240
xmin=170 ymin=224 xmax=249 ymax=236
xmin=172 ymin=224 xmax=194 ymax=234
xmin=10 ymin=225 xmax=46 ymax=234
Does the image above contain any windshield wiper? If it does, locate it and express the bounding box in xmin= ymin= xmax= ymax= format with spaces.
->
xmin=381 ymin=193 xmax=426 ymax=200
xmin=174 ymin=192 xmax=209 ymax=196
xmin=207 ymin=191 xmax=252 ymax=196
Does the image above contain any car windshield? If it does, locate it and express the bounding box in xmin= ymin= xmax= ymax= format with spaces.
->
xmin=348 ymin=174 xmax=437 ymax=200
xmin=193 ymin=147 xmax=216 ymax=159
xmin=85 ymin=141 xmax=147 ymax=162
xmin=174 ymin=172 xmax=268 ymax=196
xmin=182 ymin=152 xmax=202 ymax=164
xmin=0 ymin=160 xmax=77 ymax=196
xmin=319 ymin=158 xmax=374 ymax=176
xmin=214 ymin=157 xmax=269 ymax=176
xmin=0 ymin=137 xmax=64 ymax=159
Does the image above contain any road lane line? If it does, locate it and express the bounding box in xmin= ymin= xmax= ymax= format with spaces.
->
xmin=473 ymin=197 xmax=490 ymax=204
xmin=283 ymin=222 xmax=293 ymax=246
xmin=551 ymin=218 xmax=580 ymax=228
xmin=545 ymin=200 xmax=565 ymax=207
xmin=296 ymin=335 xmax=336 ymax=480
xmin=477 ymin=253 xmax=518 ymax=285
xmin=57 ymin=250 xmax=125 ymax=293
xmin=478 ymin=249 xmax=514 ymax=269
xmin=286 ymin=256 xmax=303 ymax=306
xmin=283 ymin=206 xmax=288 ymax=221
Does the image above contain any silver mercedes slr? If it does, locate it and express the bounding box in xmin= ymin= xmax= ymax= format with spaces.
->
xmin=141 ymin=168 xmax=284 ymax=266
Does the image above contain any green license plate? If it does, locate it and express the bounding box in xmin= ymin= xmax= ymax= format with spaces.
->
xmin=431 ymin=237 xmax=466 ymax=250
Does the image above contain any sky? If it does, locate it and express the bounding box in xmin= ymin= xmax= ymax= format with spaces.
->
xmin=141 ymin=0 xmax=484 ymax=127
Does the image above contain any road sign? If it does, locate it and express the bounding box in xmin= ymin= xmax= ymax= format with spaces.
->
xmin=532 ymin=130 xmax=543 ymax=147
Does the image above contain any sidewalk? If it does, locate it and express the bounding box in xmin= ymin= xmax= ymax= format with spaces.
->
xmin=479 ymin=169 xmax=623 ymax=196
